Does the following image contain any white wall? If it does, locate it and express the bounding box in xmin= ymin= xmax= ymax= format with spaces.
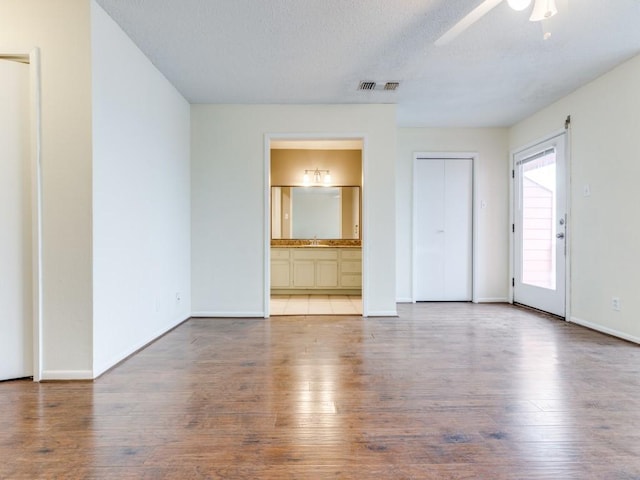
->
xmin=191 ymin=105 xmax=397 ymax=316
xmin=0 ymin=0 xmax=94 ymax=379
xmin=510 ymin=53 xmax=640 ymax=342
xmin=396 ymin=128 xmax=510 ymax=303
xmin=91 ymin=2 xmax=191 ymax=376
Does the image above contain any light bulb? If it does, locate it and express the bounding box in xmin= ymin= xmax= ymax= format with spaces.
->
xmin=507 ymin=0 xmax=532 ymax=11
xmin=303 ymin=172 xmax=309 ymax=184
xmin=324 ymin=173 xmax=331 ymax=184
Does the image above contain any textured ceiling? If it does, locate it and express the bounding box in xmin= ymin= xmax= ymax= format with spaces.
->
xmin=95 ymin=0 xmax=640 ymax=127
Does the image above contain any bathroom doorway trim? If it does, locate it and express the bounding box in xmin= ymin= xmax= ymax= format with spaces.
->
xmin=264 ymin=133 xmax=368 ymax=317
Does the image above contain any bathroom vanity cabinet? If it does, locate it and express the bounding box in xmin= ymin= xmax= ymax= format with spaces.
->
xmin=271 ymin=247 xmax=361 ymax=294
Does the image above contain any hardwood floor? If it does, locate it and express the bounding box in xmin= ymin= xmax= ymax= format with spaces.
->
xmin=2 ymin=302 xmax=640 ymax=479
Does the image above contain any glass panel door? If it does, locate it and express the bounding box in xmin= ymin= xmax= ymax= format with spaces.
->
xmin=514 ymin=134 xmax=566 ymax=317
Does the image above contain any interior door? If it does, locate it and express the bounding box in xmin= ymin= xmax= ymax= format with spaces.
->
xmin=0 ymin=59 xmax=33 ymax=381
xmin=513 ymin=134 xmax=566 ymax=317
xmin=414 ymin=158 xmax=473 ymax=301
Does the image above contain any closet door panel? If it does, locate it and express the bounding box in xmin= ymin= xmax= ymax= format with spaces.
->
xmin=415 ymin=160 xmax=445 ymax=301
xmin=415 ymin=158 xmax=472 ymax=301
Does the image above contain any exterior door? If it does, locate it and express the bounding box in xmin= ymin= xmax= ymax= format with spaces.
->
xmin=0 ymin=59 xmax=33 ymax=380
xmin=513 ymin=134 xmax=567 ymax=317
xmin=414 ymin=158 xmax=473 ymax=301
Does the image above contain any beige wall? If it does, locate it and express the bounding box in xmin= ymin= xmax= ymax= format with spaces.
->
xmin=510 ymin=52 xmax=640 ymax=342
xmin=0 ymin=0 xmax=94 ymax=378
xmin=341 ymin=187 xmax=359 ymax=239
xmin=272 ymin=149 xmax=362 ymax=240
xmin=271 ymin=149 xmax=362 ymax=186
xmin=396 ymin=128 xmax=510 ymax=302
xmin=191 ymin=104 xmax=397 ymax=317
xmin=0 ymin=0 xmax=192 ymax=380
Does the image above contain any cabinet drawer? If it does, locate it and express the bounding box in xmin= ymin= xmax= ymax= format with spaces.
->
xmin=341 ymin=274 xmax=362 ymax=287
xmin=271 ymin=248 xmax=290 ymax=260
xmin=341 ymin=249 xmax=362 ymax=260
xmin=341 ymin=260 xmax=361 ymax=274
xmin=292 ymin=248 xmax=338 ymax=260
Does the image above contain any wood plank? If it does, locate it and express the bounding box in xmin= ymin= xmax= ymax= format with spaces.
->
xmin=2 ymin=303 xmax=640 ymax=478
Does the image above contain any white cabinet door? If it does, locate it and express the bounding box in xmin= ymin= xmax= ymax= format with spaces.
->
xmin=293 ymin=260 xmax=315 ymax=287
xmin=316 ymin=260 xmax=338 ymax=287
xmin=271 ymin=260 xmax=291 ymax=288
xmin=272 ymin=248 xmax=360 ymax=291
xmin=414 ymin=158 xmax=472 ymax=301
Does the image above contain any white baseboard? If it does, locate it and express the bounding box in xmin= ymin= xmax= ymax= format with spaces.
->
xmin=365 ymin=310 xmax=398 ymax=317
xmin=395 ymin=298 xmax=510 ymax=304
xmin=92 ymin=315 xmax=190 ymax=378
xmin=396 ymin=297 xmax=413 ymax=303
xmin=191 ymin=311 xmax=265 ymax=318
xmin=569 ymin=316 xmax=640 ymax=344
xmin=41 ymin=369 xmax=93 ymax=381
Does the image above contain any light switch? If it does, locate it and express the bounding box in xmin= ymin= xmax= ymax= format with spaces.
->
xmin=583 ymin=184 xmax=591 ymax=197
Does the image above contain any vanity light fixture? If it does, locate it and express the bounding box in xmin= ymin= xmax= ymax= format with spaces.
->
xmin=303 ymin=168 xmax=331 ymax=185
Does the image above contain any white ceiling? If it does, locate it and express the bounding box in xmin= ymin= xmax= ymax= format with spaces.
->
xmin=95 ymin=0 xmax=640 ymax=127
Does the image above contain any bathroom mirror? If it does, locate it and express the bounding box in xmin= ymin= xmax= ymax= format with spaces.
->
xmin=271 ymin=186 xmax=360 ymax=240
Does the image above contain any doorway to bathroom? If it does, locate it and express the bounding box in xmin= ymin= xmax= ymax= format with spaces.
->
xmin=266 ymin=137 xmax=363 ymax=316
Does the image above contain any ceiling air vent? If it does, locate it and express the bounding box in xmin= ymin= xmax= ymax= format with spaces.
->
xmin=358 ymin=81 xmax=376 ymax=91
xmin=384 ymin=82 xmax=400 ymax=91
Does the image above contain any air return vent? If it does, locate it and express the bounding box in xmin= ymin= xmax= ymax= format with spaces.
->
xmin=358 ymin=81 xmax=400 ymax=91
xmin=358 ymin=81 xmax=376 ymax=90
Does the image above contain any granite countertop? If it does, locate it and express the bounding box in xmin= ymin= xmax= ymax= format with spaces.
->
xmin=271 ymin=239 xmax=361 ymax=248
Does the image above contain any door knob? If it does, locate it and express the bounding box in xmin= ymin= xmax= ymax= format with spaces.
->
xmin=556 ymin=232 xmax=565 ymax=239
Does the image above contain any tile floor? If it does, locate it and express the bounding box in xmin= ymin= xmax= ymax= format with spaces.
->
xmin=270 ymin=294 xmax=362 ymax=316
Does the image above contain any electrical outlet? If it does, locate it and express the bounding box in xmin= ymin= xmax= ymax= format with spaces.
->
xmin=612 ymin=297 xmax=621 ymax=311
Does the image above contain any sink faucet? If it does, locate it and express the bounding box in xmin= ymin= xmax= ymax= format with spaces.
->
xmin=310 ymin=236 xmax=319 ymax=246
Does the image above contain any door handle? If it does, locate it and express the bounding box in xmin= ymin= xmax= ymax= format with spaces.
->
xmin=556 ymin=232 xmax=565 ymax=239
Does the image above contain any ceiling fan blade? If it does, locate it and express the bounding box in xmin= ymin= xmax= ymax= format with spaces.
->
xmin=435 ymin=0 xmax=504 ymax=46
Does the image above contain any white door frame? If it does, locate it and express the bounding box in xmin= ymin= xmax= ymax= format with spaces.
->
xmin=509 ymin=129 xmax=571 ymax=320
xmin=412 ymin=152 xmax=479 ymax=303
xmin=263 ymin=133 xmax=368 ymax=317
xmin=1 ymin=49 xmax=43 ymax=381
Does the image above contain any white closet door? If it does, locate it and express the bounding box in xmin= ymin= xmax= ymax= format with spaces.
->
xmin=0 ymin=60 xmax=33 ymax=380
xmin=415 ymin=158 xmax=472 ymax=301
